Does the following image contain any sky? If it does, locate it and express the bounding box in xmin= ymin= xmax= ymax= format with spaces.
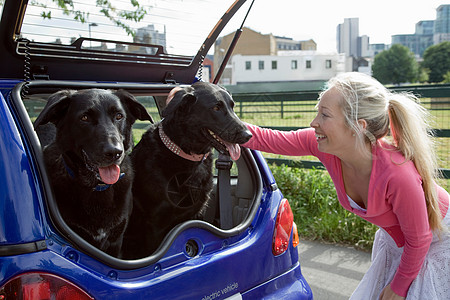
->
xmin=233 ymin=0 xmax=448 ymax=52
xmin=11 ymin=0 xmax=449 ymax=55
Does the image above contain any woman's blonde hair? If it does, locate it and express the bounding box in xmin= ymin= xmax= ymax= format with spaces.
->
xmin=323 ymin=72 xmax=443 ymax=231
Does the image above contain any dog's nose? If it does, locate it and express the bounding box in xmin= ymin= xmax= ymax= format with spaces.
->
xmin=242 ymin=129 xmax=252 ymax=141
xmin=104 ymin=145 xmax=123 ymax=161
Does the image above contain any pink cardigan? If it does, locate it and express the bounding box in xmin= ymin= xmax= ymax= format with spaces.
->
xmin=243 ymin=124 xmax=449 ymax=297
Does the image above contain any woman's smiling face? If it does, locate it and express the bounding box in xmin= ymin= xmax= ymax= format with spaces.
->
xmin=310 ymin=87 xmax=356 ymax=156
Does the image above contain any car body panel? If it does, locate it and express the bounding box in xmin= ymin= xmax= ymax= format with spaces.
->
xmin=0 ymin=91 xmax=45 ymax=246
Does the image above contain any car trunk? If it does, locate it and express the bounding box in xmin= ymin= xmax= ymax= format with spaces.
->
xmin=0 ymin=0 xmax=266 ymax=268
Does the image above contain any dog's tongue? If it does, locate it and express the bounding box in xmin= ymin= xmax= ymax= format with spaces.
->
xmin=222 ymin=141 xmax=241 ymax=161
xmin=98 ymin=164 xmax=121 ymax=185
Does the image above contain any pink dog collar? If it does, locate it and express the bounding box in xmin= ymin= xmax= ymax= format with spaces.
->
xmin=158 ymin=123 xmax=208 ymax=162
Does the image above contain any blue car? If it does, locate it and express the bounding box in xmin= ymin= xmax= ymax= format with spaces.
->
xmin=0 ymin=0 xmax=313 ymax=299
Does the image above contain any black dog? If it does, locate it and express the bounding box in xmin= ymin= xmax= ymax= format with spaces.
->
xmin=34 ymin=88 xmax=152 ymax=258
xmin=123 ymin=82 xmax=252 ymax=259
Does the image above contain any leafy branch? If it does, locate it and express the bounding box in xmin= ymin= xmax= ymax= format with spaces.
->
xmin=31 ymin=0 xmax=148 ymax=37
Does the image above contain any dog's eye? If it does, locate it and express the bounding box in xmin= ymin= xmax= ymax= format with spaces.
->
xmin=213 ymin=102 xmax=223 ymax=111
xmin=115 ymin=113 xmax=124 ymax=120
xmin=80 ymin=115 xmax=89 ymax=122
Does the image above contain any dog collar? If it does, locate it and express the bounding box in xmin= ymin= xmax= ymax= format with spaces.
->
xmin=62 ymin=156 xmax=125 ymax=191
xmin=62 ymin=157 xmax=76 ymax=178
xmin=158 ymin=123 xmax=208 ymax=162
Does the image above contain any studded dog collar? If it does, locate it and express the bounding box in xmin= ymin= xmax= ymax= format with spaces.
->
xmin=158 ymin=123 xmax=208 ymax=162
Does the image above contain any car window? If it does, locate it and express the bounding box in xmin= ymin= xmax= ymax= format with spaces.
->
xmin=19 ymin=0 xmax=242 ymax=56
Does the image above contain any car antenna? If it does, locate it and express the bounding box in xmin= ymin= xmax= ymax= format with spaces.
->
xmin=212 ymin=0 xmax=255 ymax=84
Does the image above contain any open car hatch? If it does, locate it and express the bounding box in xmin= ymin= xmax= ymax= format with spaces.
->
xmin=0 ymin=0 xmax=249 ymax=84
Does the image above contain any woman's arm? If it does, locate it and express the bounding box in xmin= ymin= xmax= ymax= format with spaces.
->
xmin=242 ymin=123 xmax=319 ymax=157
xmin=387 ymin=164 xmax=433 ymax=297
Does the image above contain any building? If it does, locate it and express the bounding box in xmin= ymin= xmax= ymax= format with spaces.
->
xmin=214 ymin=27 xmax=317 ymax=85
xmin=434 ymin=4 xmax=450 ymax=44
xmin=416 ymin=20 xmax=435 ymax=57
xmin=358 ymin=35 xmax=370 ymax=58
xmin=275 ymin=36 xmax=317 ymax=51
xmin=214 ymin=27 xmax=275 ymax=84
xmin=230 ymin=51 xmax=345 ymax=85
xmin=391 ymin=5 xmax=450 ymax=57
xmin=391 ymin=34 xmax=417 ymax=53
xmin=367 ymin=43 xmax=390 ymax=57
xmin=129 ymin=24 xmax=166 ymax=54
xmin=336 ymin=17 xmax=391 ymax=60
xmin=392 ymin=20 xmax=434 ymax=57
xmin=215 ymin=27 xmax=276 ymax=70
xmin=336 ymin=18 xmax=372 ymax=72
xmin=336 ymin=18 xmax=359 ymax=57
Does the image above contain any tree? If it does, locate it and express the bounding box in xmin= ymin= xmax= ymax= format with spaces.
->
xmin=372 ymin=44 xmax=419 ymax=85
xmin=417 ymin=67 xmax=430 ymax=83
xmin=443 ymin=71 xmax=450 ymax=84
xmin=421 ymin=41 xmax=450 ymax=83
xmin=31 ymin=0 xmax=147 ymax=37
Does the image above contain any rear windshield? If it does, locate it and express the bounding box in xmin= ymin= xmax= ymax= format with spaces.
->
xmin=18 ymin=0 xmax=244 ymax=56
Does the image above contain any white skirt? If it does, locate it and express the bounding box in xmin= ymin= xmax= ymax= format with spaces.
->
xmin=350 ymin=200 xmax=450 ymax=300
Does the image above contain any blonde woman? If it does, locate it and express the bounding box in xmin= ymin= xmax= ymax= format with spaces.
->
xmin=242 ymin=72 xmax=449 ymax=299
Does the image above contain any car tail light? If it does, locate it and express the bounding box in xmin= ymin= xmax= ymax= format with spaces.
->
xmin=0 ymin=272 xmax=93 ymax=300
xmin=272 ymin=198 xmax=295 ymax=256
xmin=292 ymin=222 xmax=300 ymax=248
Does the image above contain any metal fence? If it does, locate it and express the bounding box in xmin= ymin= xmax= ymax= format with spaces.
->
xmin=230 ymin=84 xmax=450 ymax=179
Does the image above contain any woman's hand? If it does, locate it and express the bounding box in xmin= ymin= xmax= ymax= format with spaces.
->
xmin=379 ymin=284 xmax=405 ymax=300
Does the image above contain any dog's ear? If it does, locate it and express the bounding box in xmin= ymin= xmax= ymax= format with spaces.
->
xmin=162 ymin=88 xmax=197 ymax=118
xmin=34 ymin=90 xmax=75 ymax=128
xmin=115 ymin=89 xmax=154 ymax=123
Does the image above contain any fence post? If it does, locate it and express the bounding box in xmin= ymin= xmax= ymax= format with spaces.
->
xmin=281 ymin=100 xmax=284 ymax=119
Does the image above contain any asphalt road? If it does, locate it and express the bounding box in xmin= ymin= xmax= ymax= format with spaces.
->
xmin=297 ymin=240 xmax=372 ymax=300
